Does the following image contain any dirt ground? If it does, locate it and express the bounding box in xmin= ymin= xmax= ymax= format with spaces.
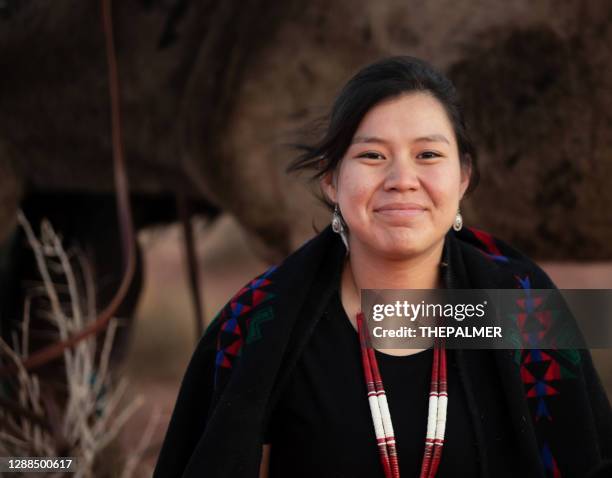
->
xmin=120 ymin=215 xmax=612 ymax=474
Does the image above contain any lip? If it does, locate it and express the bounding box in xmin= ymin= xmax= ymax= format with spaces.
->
xmin=374 ymin=202 xmax=426 ymax=212
xmin=374 ymin=202 xmax=426 ymax=218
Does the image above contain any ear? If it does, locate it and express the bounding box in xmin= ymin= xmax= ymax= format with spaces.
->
xmin=320 ymin=170 xmax=338 ymax=204
xmin=459 ymin=158 xmax=472 ymax=200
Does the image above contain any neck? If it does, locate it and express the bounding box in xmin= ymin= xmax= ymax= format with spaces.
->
xmin=340 ymin=237 xmax=444 ymax=356
xmin=345 ymin=239 xmax=445 ymax=294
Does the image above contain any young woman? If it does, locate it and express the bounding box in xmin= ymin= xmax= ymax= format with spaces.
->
xmin=154 ymin=56 xmax=612 ymax=478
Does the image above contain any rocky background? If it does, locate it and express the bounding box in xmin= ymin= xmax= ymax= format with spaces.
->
xmin=1 ymin=0 xmax=611 ymax=260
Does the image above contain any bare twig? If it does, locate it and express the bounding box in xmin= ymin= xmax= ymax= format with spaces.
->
xmin=0 ymin=214 xmax=147 ymax=476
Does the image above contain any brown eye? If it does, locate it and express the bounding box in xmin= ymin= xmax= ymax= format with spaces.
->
xmin=418 ymin=151 xmax=441 ymax=160
xmin=359 ymin=151 xmax=385 ymax=160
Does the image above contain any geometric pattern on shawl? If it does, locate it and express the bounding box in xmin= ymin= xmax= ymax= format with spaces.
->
xmin=465 ymin=226 xmax=580 ymax=478
xmin=213 ymin=264 xmax=277 ymax=387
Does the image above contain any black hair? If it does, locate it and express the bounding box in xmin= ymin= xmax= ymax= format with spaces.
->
xmin=286 ymin=55 xmax=479 ymax=210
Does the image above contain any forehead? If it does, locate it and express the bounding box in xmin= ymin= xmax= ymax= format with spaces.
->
xmin=353 ymin=92 xmax=455 ymax=142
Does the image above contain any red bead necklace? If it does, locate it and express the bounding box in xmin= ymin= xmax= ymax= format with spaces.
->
xmin=356 ymin=311 xmax=448 ymax=478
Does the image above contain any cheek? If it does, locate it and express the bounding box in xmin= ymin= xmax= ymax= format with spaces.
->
xmin=342 ymin=187 xmax=371 ymax=226
xmin=338 ymin=169 xmax=377 ymax=207
xmin=423 ymin=166 xmax=462 ymax=210
xmin=337 ymin=172 xmax=381 ymax=231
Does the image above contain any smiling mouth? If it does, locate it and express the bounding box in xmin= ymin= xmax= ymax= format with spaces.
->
xmin=374 ymin=208 xmax=425 ymax=217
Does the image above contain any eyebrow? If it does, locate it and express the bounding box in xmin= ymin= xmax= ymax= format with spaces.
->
xmin=351 ymin=134 xmax=450 ymax=145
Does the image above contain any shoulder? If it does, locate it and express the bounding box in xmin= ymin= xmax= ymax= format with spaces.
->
xmin=209 ymin=264 xmax=279 ymax=364
xmin=455 ymin=226 xmax=556 ymax=290
xmin=208 ymin=226 xmax=342 ymax=386
xmin=185 ymin=263 xmax=280 ymax=404
xmin=209 ymin=224 xmax=341 ymax=338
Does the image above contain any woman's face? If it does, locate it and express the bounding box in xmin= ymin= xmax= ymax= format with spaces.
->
xmin=321 ymin=92 xmax=470 ymax=260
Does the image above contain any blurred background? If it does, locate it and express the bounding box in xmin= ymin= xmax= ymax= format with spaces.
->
xmin=0 ymin=0 xmax=611 ymax=475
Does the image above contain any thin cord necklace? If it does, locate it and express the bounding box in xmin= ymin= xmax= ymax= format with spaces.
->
xmin=356 ymin=311 xmax=448 ymax=478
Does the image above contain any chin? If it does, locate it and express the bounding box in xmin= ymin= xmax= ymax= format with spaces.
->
xmin=374 ymin=237 xmax=429 ymax=259
xmin=353 ymin=226 xmax=434 ymax=258
xmin=384 ymin=228 xmax=429 ymax=247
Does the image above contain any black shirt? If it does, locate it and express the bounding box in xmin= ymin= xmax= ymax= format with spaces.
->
xmin=264 ymin=289 xmax=483 ymax=477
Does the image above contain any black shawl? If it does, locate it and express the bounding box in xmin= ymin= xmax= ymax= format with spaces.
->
xmin=153 ymin=225 xmax=612 ymax=477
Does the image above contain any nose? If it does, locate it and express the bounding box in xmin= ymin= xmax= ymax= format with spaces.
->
xmin=383 ymin=157 xmax=420 ymax=192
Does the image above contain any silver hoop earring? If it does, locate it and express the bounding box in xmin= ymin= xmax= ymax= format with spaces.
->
xmin=453 ymin=208 xmax=463 ymax=232
xmin=331 ymin=203 xmax=349 ymax=253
